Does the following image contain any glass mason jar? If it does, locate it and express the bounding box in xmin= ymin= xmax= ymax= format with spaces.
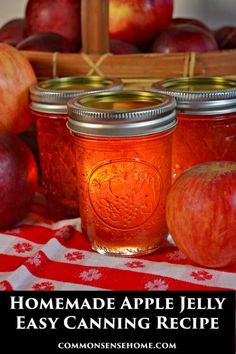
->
xmin=151 ymin=76 xmax=236 ymax=181
xmin=67 ymin=90 xmax=177 ymax=256
xmin=30 ymin=76 xmax=123 ymax=218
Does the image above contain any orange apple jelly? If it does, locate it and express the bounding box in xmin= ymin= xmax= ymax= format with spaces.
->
xmin=67 ymin=90 xmax=177 ymax=255
xmin=30 ymin=76 xmax=123 ymax=217
xmin=152 ymin=77 xmax=236 ymax=181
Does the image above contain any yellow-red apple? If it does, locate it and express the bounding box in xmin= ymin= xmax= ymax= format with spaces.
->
xmin=109 ymin=0 xmax=173 ymax=47
xmin=0 ymin=43 xmax=36 ymax=134
xmin=166 ymin=161 xmax=236 ymax=268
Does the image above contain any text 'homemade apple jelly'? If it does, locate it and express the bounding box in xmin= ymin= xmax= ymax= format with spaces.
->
xmin=67 ymin=90 xmax=177 ymax=256
xmin=152 ymin=76 xmax=236 ymax=180
xmin=30 ymin=76 xmax=123 ymax=217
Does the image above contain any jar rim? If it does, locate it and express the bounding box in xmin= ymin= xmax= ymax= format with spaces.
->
xmin=151 ymin=76 xmax=236 ymax=114
xmin=30 ymin=75 xmax=123 ymax=114
xmin=67 ymin=90 xmax=177 ymax=137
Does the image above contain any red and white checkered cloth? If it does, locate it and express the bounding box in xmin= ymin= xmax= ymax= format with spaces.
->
xmin=0 ymin=193 xmax=235 ymax=292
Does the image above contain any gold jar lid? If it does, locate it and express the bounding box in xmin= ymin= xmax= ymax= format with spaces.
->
xmin=151 ymin=76 xmax=236 ymax=114
xmin=30 ymin=76 xmax=123 ymax=114
xmin=67 ymin=90 xmax=177 ymax=137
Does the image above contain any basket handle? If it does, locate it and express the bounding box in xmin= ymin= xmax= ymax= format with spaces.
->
xmin=81 ymin=0 xmax=109 ymax=54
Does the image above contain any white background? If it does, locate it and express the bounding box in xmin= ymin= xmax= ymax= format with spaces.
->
xmin=0 ymin=0 xmax=235 ymax=29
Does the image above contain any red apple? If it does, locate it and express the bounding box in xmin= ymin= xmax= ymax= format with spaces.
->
xmin=110 ymin=39 xmax=140 ymax=54
xmin=152 ymin=24 xmax=218 ymax=53
xmin=109 ymin=0 xmax=173 ymax=47
xmin=166 ymin=161 xmax=236 ymax=268
xmin=0 ymin=131 xmax=38 ymax=229
xmin=0 ymin=43 xmax=36 ymax=134
xmin=24 ymin=0 xmax=81 ymax=48
xmin=217 ymin=27 xmax=236 ymax=49
xmin=0 ymin=18 xmax=25 ymax=46
xmin=18 ymin=126 xmax=40 ymax=171
xmin=213 ymin=26 xmax=236 ymax=47
xmin=17 ymin=32 xmax=78 ymax=52
xmin=171 ymin=17 xmax=211 ymax=32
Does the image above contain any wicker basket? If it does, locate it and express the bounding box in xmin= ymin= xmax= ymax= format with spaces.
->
xmin=21 ymin=0 xmax=236 ymax=89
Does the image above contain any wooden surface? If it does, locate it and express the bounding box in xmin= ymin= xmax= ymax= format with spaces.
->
xmin=81 ymin=0 xmax=109 ymax=54
xmin=22 ymin=49 xmax=236 ymax=89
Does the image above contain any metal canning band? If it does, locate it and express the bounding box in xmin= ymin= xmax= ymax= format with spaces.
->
xmin=151 ymin=76 xmax=236 ymax=114
xmin=67 ymin=90 xmax=177 ymax=137
xmin=30 ymin=76 xmax=123 ymax=114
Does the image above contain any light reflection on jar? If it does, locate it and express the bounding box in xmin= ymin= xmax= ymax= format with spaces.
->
xmin=67 ymin=90 xmax=177 ymax=256
xmin=152 ymin=76 xmax=236 ymax=181
xmin=30 ymin=76 xmax=123 ymax=217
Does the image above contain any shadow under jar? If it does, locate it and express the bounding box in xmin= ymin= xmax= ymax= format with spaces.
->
xmin=67 ymin=90 xmax=177 ymax=256
xmin=151 ymin=76 xmax=236 ymax=181
xmin=30 ymin=76 xmax=123 ymax=218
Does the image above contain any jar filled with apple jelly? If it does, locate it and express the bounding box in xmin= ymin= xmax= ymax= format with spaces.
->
xmin=67 ymin=90 xmax=177 ymax=256
xmin=30 ymin=76 xmax=123 ymax=217
xmin=151 ymin=76 xmax=236 ymax=181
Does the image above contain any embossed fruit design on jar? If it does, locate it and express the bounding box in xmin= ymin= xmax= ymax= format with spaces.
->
xmin=67 ymin=90 xmax=176 ymax=255
xmin=152 ymin=77 xmax=236 ymax=181
xmin=89 ymin=160 xmax=161 ymax=230
xmin=30 ymin=76 xmax=123 ymax=217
